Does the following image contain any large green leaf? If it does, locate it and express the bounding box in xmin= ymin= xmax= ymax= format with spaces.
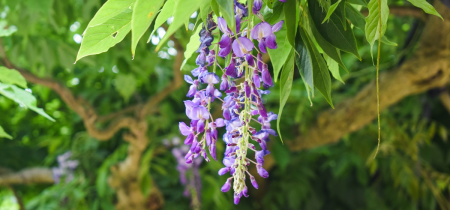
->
xmin=156 ymin=0 xmax=209 ymax=51
xmin=267 ymin=23 xmax=292 ymax=82
xmin=347 ymin=0 xmax=367 ymax=7
xmin=283 ymin=0 xmax=298 ymax=47
xmin=322 ymin=0 xmax=342 ymax=23
xmin=294 ymin=30 xmax=314 ymax=95
xmin=0 ymin=125 xmax=12 ymax=139
xmin=147 ymin=0 xmax=176 ymax=42
xmin=308 ymin=14 xmax=348 ymax=72
xmin=114 ymin=74 xmax=137 ymax=102
xmin=131 ymin=0 xmax=164 ymax=56
xmin=211 ymin=0 xmax=220 ymax=16
xmin=76 ymin=9 xmax=132 ymax=61
xmin=365 ymin=0 xmax=389 ymax=54
xmin=86 ymin=0 xmax=135 ymax=27
xmin=407 ymin=0 xmax=442 ymax=20
xmin=180 ymin=26 xmax=202 ymax=71
xmin=0 ymin=82 xmax=55 ymax=121
xmin=298 ymin=27 xmax=334 ymax=107
xmin=277 ymin=50 xmax=294 ymax=143
xmin=309 ymin=0 xmax=360 ymax=59
xmin=216 ymin=0 xmax=236 ymax=33
xmin=0 ymin=66 xmax=27 ymax=88
xmin=200 ymin=0 xmax=212 ymax=26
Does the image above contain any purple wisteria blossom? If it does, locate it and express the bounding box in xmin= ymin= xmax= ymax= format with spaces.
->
xmin=52 ymin=151 xmax=79 ymax=184
xmin=180 ymin=2 xmax=281 ymax=205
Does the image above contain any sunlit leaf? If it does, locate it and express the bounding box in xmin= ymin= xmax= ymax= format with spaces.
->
xmin=277 ymin=50 xmax=294 ymax=143
xmin=365 ymin=0 xmax=389 ymax=56
xmin=0 ymin=66 xmax=27 ymax=88
xmin=0 ymin=20 xmax=17 ymax=37
xmin=76 ymin=9 xmax=132 ymax=61
xmin=324 ymin=54 xmax=344 ymax=83
xmin=283 ymin=0 xmax=298 ymax=47
xmin=407 ymin=0 xmax=442 ymax=20
xmin=86 ymin=0 xmax=135 ymax=27
xmin=156 ymin=0 xmax=209 ymax=51
xmin=216 ymin=0 xmax=236 ymax=33
xmin=268 ymin=22 xmax=292 ymax=82
xmin=148 ymin=0 xmax=176 ymax=42
xmin=131 ymin=0 xmax=164 ymax=56
xmin=180 ymin=26 xmax=202 ymax=71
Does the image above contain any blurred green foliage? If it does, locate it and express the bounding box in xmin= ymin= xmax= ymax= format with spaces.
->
xmin=0 ymin=0 xmax=449 ymax=209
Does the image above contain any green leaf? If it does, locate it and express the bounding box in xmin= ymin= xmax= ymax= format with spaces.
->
xmin=0 ymin=126 xmax=12 ymax=139
xmin=381 ymin=36 xmax=398 ymax=46
xmin=283 ymin=0 xmax=298 ymax=47
xmin=0 ymin=66 xmax=27 ymax=88
xmin=345 ymin=3 xmax=366 ymax=29
xmin=324 ymin=54 xmax=344 ymax=83
xmin=298 ymin=27 xmax=334 ymax=107
xmin=86 ymin=0 xmax=135 ymax=27
xmin=211 ymin=0 xmax=220 ymax=16
xmin=294 ymin=30 xmax=314 ymax=95
xmin=114 ymin=74 xmax=137 ymax=102
xmin=147 ymin=0 xmax=176 ymax=43
xmin=272 ymin=142 xmax=291 ymax=170
xmin=322 ymin=0 xmax=342 ymax=24
xmin=277 ymin=50 xmax=295 ymax=143
xmin=216 ymin=0 xmax=236 ymax=33
xmin=200 ymin=0 xmax=212 ymax=27
xmin=365 ymin=0 xmax=389 ymax=55
xmin=264 ymin=0 xmax=275 ymax=9
xmin=180 ymin=26 xmax=202 ymax=71
xmin=0 ymin=20 xmax=17 ymax=37
xmin=76 ymin=9 xmax=132 ymax=61
xmin=131 ymin=0 xmax=164 ymax=56
xmin=0 ymin=83 xmax=55 ymax=121
xmin=267 ymin=23 xmax=292 ymax=82
xmin=309 ymin=14 xmax=348 ymax=72
xmin=407 ymin=0 xmax=442 ymax=20
xmin=347 ymin=0 xmax=367 ymax=7
xmin=309 ymin=0 xmax=360 ymax=59
xmin=156 ymin=0 xmax=208 ymax=51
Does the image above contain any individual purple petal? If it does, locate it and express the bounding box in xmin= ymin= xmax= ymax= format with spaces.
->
xmin=197 ymin=120 xmax=205 ymax=133
xmin=196 ymin=51 xmax=207 ymax=66
xmin=184 ymin=133 xmax=194 ymax=145
xmin=220 ymin=75 xmax=229 ymax=91
xmin=179 ymin=122 xmax=191 ymax=136
xmin=218 ymin=45 xmax=232 ymax=57
xmin=186 ymin=84 xmax=197 ymax=97
xmin=221 ymin=178 xmax=232 ymax=192
xmin=244 ymin=81 xmax=251 ymax=98
xmin=223 ymin=109 xmax=231 ymax=121
xmin=253 ymin=70 xmax=261 ymax=88
xmin=250 ymin=176 xmax=259 ymax=189
xmin=214 ymin=89 xmax=222 ymax=98
xmin=215 ymin=118 xmax=225 ymax=127
xmin=257 ymin=53 xmax=264 ymax=71
xmin=184 ymin=75 xmax=194 ymax=84
xmin=191 ymin=67 xmax=201 ymax=77
xmin=190 ymin=138 xmax=198 ymax=152
xmin=189 ymin=106 xmax=210 ymax=120
xmin=225 ymin=61 xmax=237 ymax=77
xmin=246 ymin=54 xmax=255 ymax=66
xmin=261 ymin=64 xmax=273 ymax=87
xmin=219 ymin=34 xmax=231 ymax=48
xmin=217 ymin=17 xmax=231 ymax=34
xmin=234 ymin=194 xmax=240 ymax=205
xmin=218 ymin=167 xmax=230 ymax=175
xmin=223 ymin=156 xmax=235 ymax=167
xmin=206 ymin=129 xmax=212 ymax=146
xmin=272 ymin=20 xmax=284 ymax=33
xmin=232 ymin=37 xmax=254 ymax=57
xmin=209 ymin=142 xmax=217 ymax=160
xmin=251 ymin=22 xmax=273 ymax=41
xmin=265 ymin=34 xmax=277 ymax=49
xmin=201 ymin=72 xmax=220 ymax=84
xmin=256 ymin=164 xmax=269 ymax=178
xmin=255 ymin=150 xmax=270 ymax=164
xmin=258 ymin=40 xmax=267 ymax=54
xmin=235 ymin=16 xmax=241 ymax=33
xmin=206 ymin=84 xmax=215 ymax=97
xmin=253 ymin=0 xmax=263 ymax=14
xmin=242 ymin=186 xmax=249 ymax=197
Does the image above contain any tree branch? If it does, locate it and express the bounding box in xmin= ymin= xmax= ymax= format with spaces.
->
xmin=0 ymin=167 xmax=54 ymax=186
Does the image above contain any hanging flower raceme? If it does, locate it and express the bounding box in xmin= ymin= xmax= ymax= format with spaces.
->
xmin=180 ymin=0 xmax=284 ymax=204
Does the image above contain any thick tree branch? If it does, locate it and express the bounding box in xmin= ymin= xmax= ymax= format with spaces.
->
xmin=289 ymin=2 xmax=450 ymax=151
xmin=0 ymin=167 xmax=54 ymax=186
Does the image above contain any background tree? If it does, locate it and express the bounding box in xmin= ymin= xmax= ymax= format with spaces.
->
xmin=0 ymin=0 xmax=449 ymax=209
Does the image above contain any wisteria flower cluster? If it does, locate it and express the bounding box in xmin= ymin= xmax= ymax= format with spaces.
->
xmin=179 ymin=0 xmax=284 ymax=204
xmin=52 ymin=151 xmax=79 ymax=183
